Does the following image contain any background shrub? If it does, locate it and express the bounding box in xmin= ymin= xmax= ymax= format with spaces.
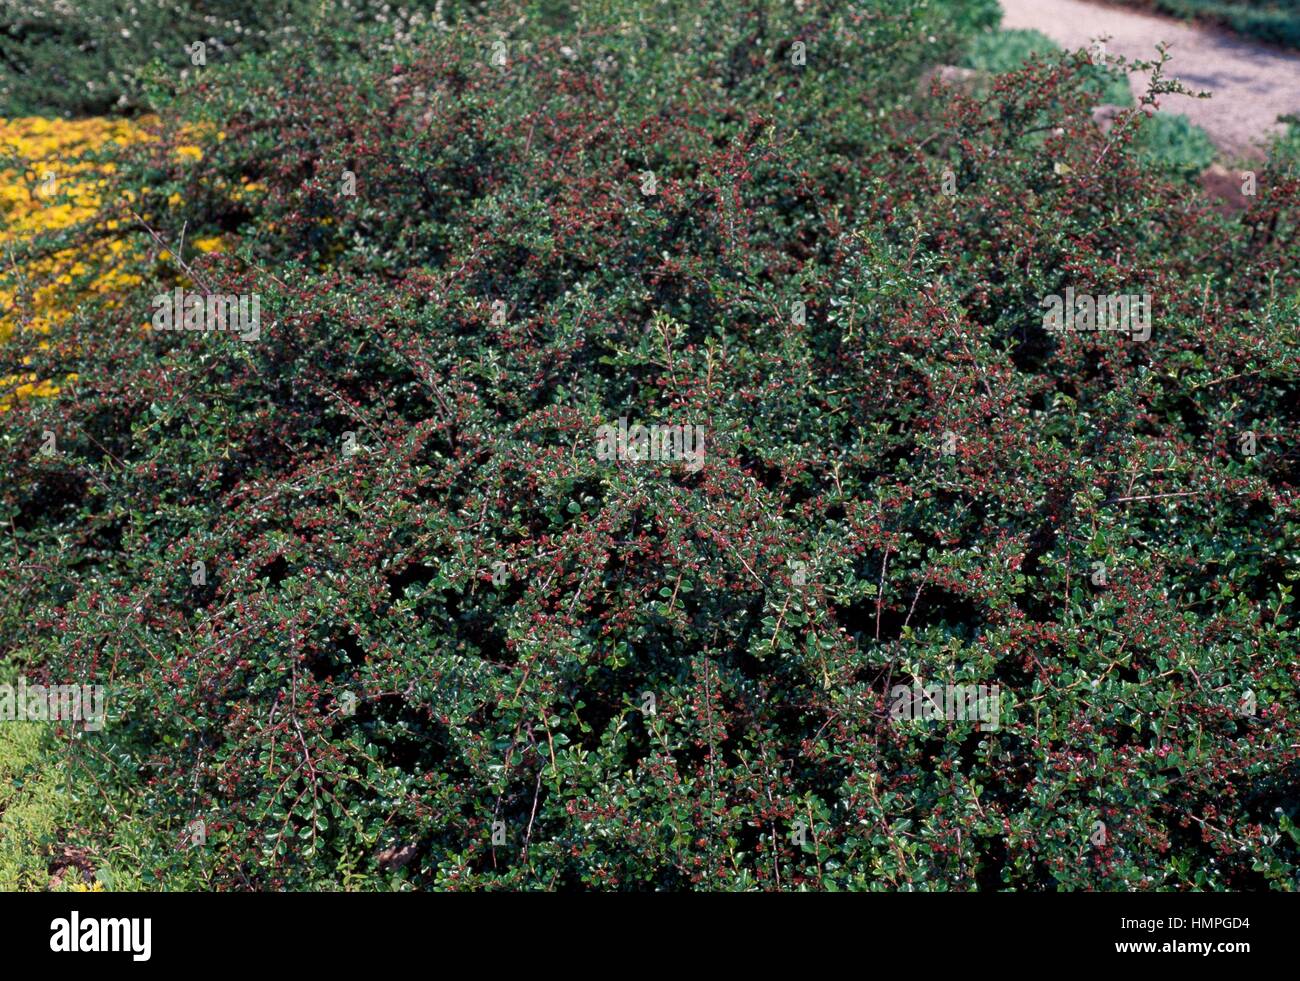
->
xmin=0 ymin=0 xmax=468 ymax=116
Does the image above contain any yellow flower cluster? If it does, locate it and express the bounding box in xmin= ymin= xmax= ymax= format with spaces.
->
xmin=1 ymin=118 xmax=264 ymax=411
xmin=0 ymin=116 xmax=151 ymax=408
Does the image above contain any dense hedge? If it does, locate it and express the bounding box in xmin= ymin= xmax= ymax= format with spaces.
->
xmin=2 ymin=0 xmax=1298 ymax=890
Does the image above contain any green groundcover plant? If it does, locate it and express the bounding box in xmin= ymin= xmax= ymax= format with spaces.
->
xmin=962 ymin=27 xmax=1136 ymax=107
xmin=0 ymin=0 xmax=467 ymax=117
xmin=1104 ymin=0 xmax=1300 ymax=50
xmin=1 ymin=0 xmax=1297 ymax=891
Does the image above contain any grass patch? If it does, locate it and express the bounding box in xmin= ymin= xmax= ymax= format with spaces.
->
xmin=0 ymin=712 xmax=66 ymax=890
xmin=0 ymin=664 xmax=140 ymax=891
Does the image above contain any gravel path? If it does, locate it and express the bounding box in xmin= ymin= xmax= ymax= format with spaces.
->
xmin=999 ymin=0 xmax=1300 ymax=158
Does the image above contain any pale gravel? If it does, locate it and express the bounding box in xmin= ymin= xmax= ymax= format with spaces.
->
xmin=999 ymin=0 xmax=1300 ymax=158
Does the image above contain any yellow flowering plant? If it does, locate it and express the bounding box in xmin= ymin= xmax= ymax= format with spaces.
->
xmin=0 ymin=117 xmax=152 ymax=407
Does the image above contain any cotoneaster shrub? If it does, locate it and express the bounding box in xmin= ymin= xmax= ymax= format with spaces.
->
xmin=1 ymin=0 xmax=1297 ymax=891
